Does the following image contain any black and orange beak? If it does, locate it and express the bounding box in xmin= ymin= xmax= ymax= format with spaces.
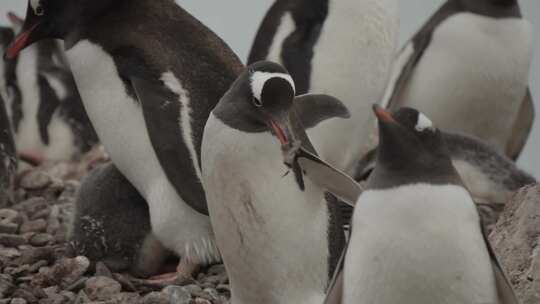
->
xmin=372 ymin=104 xmax=397 ymax=124
xmin=270 ymin=119 xmax=289 ymax=146
xmin=5 ymin=22 xmax=39 ymax=59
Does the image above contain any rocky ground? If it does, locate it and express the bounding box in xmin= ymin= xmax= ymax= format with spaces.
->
xmin=491 ymin=185 xmax=540 ymax=304
xmin=0 ymin=152 xmax=230 ymax=304
xmin=1 ymin=149 xmax=539 ymax=304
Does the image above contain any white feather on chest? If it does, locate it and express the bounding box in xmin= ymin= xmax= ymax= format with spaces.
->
xmin=202 ymin=114 xmax=329 ymax=304
xmin=65 ymin=41 xmax=213 ymax=261
xmin=401 ymin=13 xmax=532 ymax=151
xmin=344 ymin=184 xmax=497 ymax=304
xmin=307 ymin=0 xmax=399 ymax=171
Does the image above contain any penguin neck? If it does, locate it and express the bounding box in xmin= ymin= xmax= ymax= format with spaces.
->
xmin=457 ymin=0 xmax=521 ymax=18
xmin=369 ymin=139 xmax=463 ymax=190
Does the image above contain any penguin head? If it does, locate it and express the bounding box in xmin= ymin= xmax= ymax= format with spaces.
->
xmin=215 ymin=61 xmax=297 ymax=146
xmin=249 ymin=61 xmax=296 ymax=145
xmin=4 ymin=0 xmax=111 ymax=59
xmin=373 ymin=105 xmax=450 ymax=170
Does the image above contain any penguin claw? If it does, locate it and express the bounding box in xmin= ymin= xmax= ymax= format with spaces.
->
xmin=145 ymin=259 xmax=198 ymax=285
xmin=18 ymin=151 xmax=45 ymax=167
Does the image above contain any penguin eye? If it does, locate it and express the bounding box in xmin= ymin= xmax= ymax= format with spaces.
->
xmin=31 ymin=0 xmax=45 ymax=16
xmin=35 ymin=5 xmax=45 ymax=16
xmin=252 ymin=97 xmax=263 ymax=108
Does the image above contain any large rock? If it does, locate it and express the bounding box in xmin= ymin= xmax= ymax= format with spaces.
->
xmin=490 ymin=185 xmax=540 ymax=304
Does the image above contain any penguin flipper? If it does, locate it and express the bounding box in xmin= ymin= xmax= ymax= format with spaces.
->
xmin=247 ymin=0 xmax=291 ymax=64
xmin=506 ymin=88 xmax=535 ymax=160
xmin=295 ymin=147 xmax=362 ymax=206
xmin=382 ymin=2 xmax=460 ymax=110
xmin=293 ymin=94 xmax=350 ymax=129
xmin=324 ymin=237 xmax=349 ymax=304
xmin=381 ymin=35 xmax=431 ymax=110
xmin=130 ymin=76 xmax=209 ymax=215
xmin=481 ymin=224 xmax=520 ymax=304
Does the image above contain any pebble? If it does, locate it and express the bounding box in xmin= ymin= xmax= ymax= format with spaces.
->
xmin=29 ymin=234 xmax=53 ymax=247
xmin=140 ymin=292 xmax=169 ymax=304
xmin=11 ymin=288 xmax=37 ymax=303
xmin=0 ymin=234 xmax=27 ymax=247
xmin=0 ymin=247 xmax=21 ymax=259
xmin=19 ymin=171 xmax=52 ymax=191
xmin=19 ymin=246 xmax=54 ymax=265
xmin=162 ymin=286 xmax=191 ymax=304
xmin=20 ymin=220 xmax=48 ymax=234
xmin=84 ymin=276 xmax=121 ymax=301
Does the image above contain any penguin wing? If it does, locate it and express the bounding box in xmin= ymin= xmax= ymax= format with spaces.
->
xmin=482 ymin=225 xmax=520 ymax=304
xmin=130 ymin=76 xmax=209 ymax=215
xmin=382 ymin=3 xmax=459 ymax=110
xmin=324 ymin=248 xmax=345 ymax=304
xmin=381 ymin=35 xmax=432 ymax=110
xmin=247 ymin=0 xmax=290 ymax=64
xmin=295 ymin=147 xmax=362 ymax=206
xmin=280 ymin=1 xmax=328 ymax=94
xmin=293 ymin=94 xmax=350 ymax=128
xmin=506 ymin=88 xmax=535 ymax=160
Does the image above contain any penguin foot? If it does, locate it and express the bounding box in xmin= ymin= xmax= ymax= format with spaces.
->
xmin=145 ymin=258 xmax=199 ymax=285
xmin=18 ymin=152 xmax=45 ymax=167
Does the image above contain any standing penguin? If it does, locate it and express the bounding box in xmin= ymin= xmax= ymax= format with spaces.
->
xmin=383 ymin=0 xmax=534 ymax=160
xmin=320 ymin=106 xmax=518 ymax=304
xmin=1 ymin=13 xmax=98 ymax=164
xmin=6 ymin=0 xmax=243 ymax=281
xmin=202 ymin=61 xmax=349 ymax=304
xmin=248 ymin=0 xmax=400 ymax=172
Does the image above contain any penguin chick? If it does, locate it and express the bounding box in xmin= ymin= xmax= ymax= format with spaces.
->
xmin=69 ymin=163 xmax=168 ymax=277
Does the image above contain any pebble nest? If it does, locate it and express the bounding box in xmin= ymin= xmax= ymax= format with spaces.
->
xmin=0 ymin=151 xmax=231 ymax=304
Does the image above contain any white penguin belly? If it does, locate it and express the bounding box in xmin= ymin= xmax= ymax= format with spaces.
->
xmin=15 ymin=46 xmax=75 ymax=160
xmin=308 ymin=0 xmax=399 ymax=172
xmin=66 ymin=41 xmax=214 ymax=262
xmin=13 ymin=46 xmax=76 ymax=161
xmin=202 ymin=114 xmax=329 ymax=304
xmin=344 ymin=184 xmax=498 ymax=304
xmin=401 ymin=13 xmax=532 ymax=152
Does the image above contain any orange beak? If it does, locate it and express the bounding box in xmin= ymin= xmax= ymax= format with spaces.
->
xmin=270 ymin=120 xmax=289 ymax=146
xmin=373 ymin=104 xmax=397 ymax=124
xmin=5 ymin=24 xmax=38 ymax=59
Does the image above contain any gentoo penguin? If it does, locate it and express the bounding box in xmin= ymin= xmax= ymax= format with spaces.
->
xmin=355 ymin=131 xmax=536 ymax=206
xmin=6 ymin=0 xmax=243 ymax=281
xmin=69 ymin=163 xmax=168 ymax=277
xmin=322 ymin=106 xmax=518 ymax=304
xmin=382 ymin=0 xmax=534 ymax=160
xmin=248 ymin=0 xmax=399 ymax=172
xmin=201 ymin=61 xmax=348 ymax=304
xmin=1 ymin=13 xmax=98 ymax=165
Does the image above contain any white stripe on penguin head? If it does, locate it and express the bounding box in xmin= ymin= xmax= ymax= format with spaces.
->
xmin=415 ymin=112 xmax=434 ymax=132
xmin=250 ymin=71 xmax=295 ymax=102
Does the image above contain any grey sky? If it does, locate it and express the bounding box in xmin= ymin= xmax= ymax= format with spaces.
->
xmin=1 ymin=0 xmax=539 ymax=177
